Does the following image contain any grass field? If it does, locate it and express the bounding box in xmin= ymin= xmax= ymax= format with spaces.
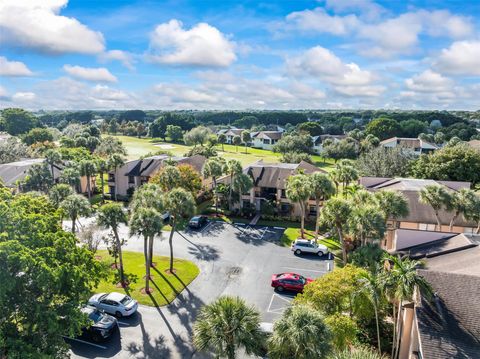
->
xmin=95 ymin=250 xmax=199 ymax=307
xmin=112 ymin=135 xmax=335 ymax=170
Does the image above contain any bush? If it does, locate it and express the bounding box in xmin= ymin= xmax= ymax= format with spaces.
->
xmin=185 ymin=145 xmax=217 ymax=158
xmin=281 ymin=151 xmax=312 ymax=164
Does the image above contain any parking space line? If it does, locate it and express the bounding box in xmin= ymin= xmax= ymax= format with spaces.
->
xmin=282 ymin=266 xmax=327 ymax=273
xmin=200 ymin=221 xmax=213 ymax=233
xmin=266 ymin=293 xmax=294 ymax=314
xmin=273 ymin=226 xmax=285 ymax=229
xmin=63 ymin=337 xmax=107 ymax=349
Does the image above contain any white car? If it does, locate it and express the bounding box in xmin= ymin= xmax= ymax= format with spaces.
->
xmin=88 ymin=292 xmax=138 ymax=317
xmin=291 ymin=239 xmax=328 ymax=257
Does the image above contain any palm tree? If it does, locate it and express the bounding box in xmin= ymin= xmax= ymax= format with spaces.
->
xmin=419 ymin=185 xmax=451 ymax=231
xmin=193 ymin=296 xmax=264 ymax=359
xmin=60 ymin=164 xmax=81 ymax=191
xmin=202 ymin=157 xmax=226 ymax=215
xmin=349 ymin=205 xmax=386 ymax=246
xmin=374 ymin=190 xmax=409 ymax=230
xmin=49 ymin=183 xmax=73 ymax=208
xmin=232 ymin=135 xmax=241 ymax=152
xmin=225 ymin=159 xmax=243 ymax=210
xmin=335 ymin=160 xmax=359 ymax=194
xmin=97 ymin=203 xmax=128 ymax=285
xmin=320 ymin=198 xmax=352 ymax=265
xmin=95 ymin=157 xmax=108 ymax=203
xmin=95 ymin=136 xmax=127 ymax=157
xmin=241 ymin=130 xmax=251 ymax=154
xmin=309 ymin=173 xmax=335 ymax=241
xmin=44 ymin=149 xmax=62 ymax=179
xmin=129 ymin=207 xmax=164 ymax=294
xmin=286 ymin=174 xmax=311 ymax=239
xmin=463 ymin=192 xmax=480 ymax=234
xmin=60 ymin=194 xmax=91 ymax=233
xmin=107 ymin=154 xmax=125 ymax=201
xmin=268 ymin=304 xmax=332 ymax=359
xmin=232 ymin=173 xmax=253 ymax=215
xmin=446 ymin=189 xmax=473 ymax=232
xmin=356 ymin=271 xmax=384 ymax=354
xmin=382 ymin=254 xmax=432 ymax=358
xmin=164 ymin=188 xmax=195 ymax=273
xmin=218 ymin=133 xmax=227 ymax=151
xmin=79 ymin=159 xmax=97 ymax=200
xmin=154 ymin=165 xmax=181 ymax=191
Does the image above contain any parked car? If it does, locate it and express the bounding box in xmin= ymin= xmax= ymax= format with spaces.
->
xmin=291 ymin=239 xmax=328 ymax=256
xmin=271 ymin=272 xmax=313 ymax=293
xmin=80 ymin=305 xmax=117 ymax=342
xmin=188 ymin=215 xmax=208 ymax=229
xmin=88 ymin=292 xmax=138 ymax=317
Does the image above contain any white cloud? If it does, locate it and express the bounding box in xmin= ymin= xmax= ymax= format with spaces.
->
xmin=405 ymin=70 xmax=453 ymax=93
xmin=148 ymin=19 xmax=236 ymax=67
xmin=12 ymin=92 xmax=36 ymax=101
xmin=287 ymin=46 xmax=384 ymax=96
xmin=0 ymin=85 xmax=8 ymax=99
xmin=63 ymin=65 xmax=117 ymax=83
xmin=324 ymin=0 xmax=385 ymax=20
xmin=434 ymin=40 xmax=480 ymax=76
xmin=286 ymin=8 xmax=359 ymax=35
xmin=0 ymin=0 xmax=105 ymax=54
xmin=99 ymin=50 xmax=135 ymax=70
xmin=0 ymin=57 xmax=33 ymax=76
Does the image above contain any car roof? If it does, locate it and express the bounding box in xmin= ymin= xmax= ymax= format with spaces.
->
xmin=277 ymin=272 xmax=303 ymax=279
xmin=295 ymin=239 xmax=312 ymax=244
xmin=81 ymin=306 xmax=97 ymax=315
xmin=106 ymin=292 xmax=126 ymax=302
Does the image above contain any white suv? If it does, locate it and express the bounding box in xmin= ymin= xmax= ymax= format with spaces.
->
xmin=291 ymin=239 xmax=328 ymax=257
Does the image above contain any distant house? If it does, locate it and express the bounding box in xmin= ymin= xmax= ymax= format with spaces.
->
xmin=360 ymin=177 xmax=477 ymax=249
xmin=251 ymin=131 xmax=283 ymax=150
xmin=223 ymin=129 xmax=245 ymax=144
xmin=311 ymin=135 xmax=346 ymax=154
xmin=0 ymin=158 xmax=93 ymax=194
xmin=220 ymin=160 xmax=326 ymax=217
xmin=107 ymin=154 xmax=206 ymax=199
xmin=380 ymin=137 xmax=438 ymax=155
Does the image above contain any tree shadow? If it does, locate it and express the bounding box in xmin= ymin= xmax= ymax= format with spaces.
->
xmin=126 ymin=312 xmax=171 ymax=359
xmin=187 ymin=243 xmax=220 ymax=261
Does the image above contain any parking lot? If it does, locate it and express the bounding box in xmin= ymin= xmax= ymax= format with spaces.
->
xmin=70 ymin=220 xmax=333 ymax=358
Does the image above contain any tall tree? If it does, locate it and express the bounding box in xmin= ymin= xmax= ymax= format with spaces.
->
xmin=373 ymin=190 xmax=409 ymax=230
xmin=268 ymin=305 xmax=332 ymax=359
xmin=217 ymin=133 xmax=227 ymax=151
xmin=44 ymin=149 xmax=62 ymax=179
xmin=22 ymin=162 xmax=53 ymax=193
xmin=349 ymin=205 xmax=386 ymax=247
xmin=153 ymin=165 xmax=181 ymax=191
xmin=78 ymin=159 xmax=97 ymax=200
xmin=225 ymin=159 xmax=243 ymax=210
xmin=286 ymin=174 xmax=311 ymax=239
xmin=232 ymin=135 xmax=241 ymax=152
xmin=446 ymin=189 xmax=474 ymax=232
xmin=48 ymin=183 xmax=73 ymax=208
xmin=419 ymin=185 xmax=451 ymax=231
xmin=241 ymin=130 xmax=251 ymax=154
xmin=129 ymin=207 xmax=163 ymax=294
xmin=97 ymin=203 xmax=128 ymax=285
xmin=232 ymin=173 xmax=253 ymax=215
xmin=95 ymin=157 xmax=108 ymax=203
xmin=107 ymin=154 xmax=125 ymax=201
xmin=309 ymin=173 xmax=335 ymax=241
xmin=95 ymin=136 xmax=127 ymax=158
xmin=164 ymin=188 xmax=196 ymax=273
xmin=202 ymin=157 xmax=226 ymax=215
xmin=60 ymin=194 xmax=91 ymax=233
xmin=462 ymin=191 xmax=480 ymax=234
xmin=193 ymin=296 xmax=264 ymax=359
xmin=60 ymin=164 xmax=81 ymax=191
xmin=320 ymin=198 xmax=352 ymax=265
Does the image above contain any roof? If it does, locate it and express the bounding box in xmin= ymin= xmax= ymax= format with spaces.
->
xmin=225 ymin=129 xmax=245 ymax=137
xmin=416 ymin=270 xmax=480 ymax=358
xmin=124 ymin=155 xmax=206 ymax=177
xmin=0 ymin=158 xmax=62 ymax=186
xmin=253 ymin=131 xmax=283 ymax=140
xmin=380 ymin=137 xmax=438 ymax=150
xmin=243 ymin=160 xmax=325 ymax=189
xmin=360 ymin=177 xmax=475 ymax=228
xmin=425 ymin=244 xmax=480 ymax=277
xmin=312 ymin=134 xmax=346 ymax=145
xmin=394 ymin=230 xmax=478 ymax=259
xmin=106 ymin=292 xmax=126 ymax=302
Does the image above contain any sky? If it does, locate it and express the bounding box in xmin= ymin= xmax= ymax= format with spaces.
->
xmin=0 ymin=0 xmax=479 ymax=111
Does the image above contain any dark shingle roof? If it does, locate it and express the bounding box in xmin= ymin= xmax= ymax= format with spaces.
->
xmin=417 ymin=270 xmax=480 ymax=358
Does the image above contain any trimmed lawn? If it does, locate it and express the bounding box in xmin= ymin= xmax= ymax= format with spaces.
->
xmin=95 ymin=250 xmax=199 ymax=307
xmin=111 ymin=135 xmax=335 ymax=170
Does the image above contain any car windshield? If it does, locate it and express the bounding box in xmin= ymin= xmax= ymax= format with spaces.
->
xmin=120 ymin=296 xmax=132 ymax=305
xmin=299 ymin=276 xmax=306 ymax=284
xmin=88 ymin=309 xmax=103 ymax=323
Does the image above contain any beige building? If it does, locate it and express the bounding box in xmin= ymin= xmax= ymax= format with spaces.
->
xmin=360 ymin=177 xmax=477 ymax=250
xmin=108 ymin=154 xmax=206 ymax=199
xmin=380 ymin=137 xmax=438 ymax=155
xmin=221 ymin=160 xmax=326 ymax=217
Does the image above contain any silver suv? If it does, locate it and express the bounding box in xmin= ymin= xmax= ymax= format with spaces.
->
xmin=291 ymin=239 xmax=328 ymax=257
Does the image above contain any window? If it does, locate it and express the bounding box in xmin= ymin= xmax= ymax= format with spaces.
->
xmin=309 ymin=205 xmax=317 ymax=216
xmin=263 ymin=139 xmax=270 ymax=144
xmin=418 ymin=223 xmax=435 ymax=231
xmin=281 ymin=189 xmax=286 ymax=198
xmin=128 ymin=175 xmax=135 ymax=184
xmin=108 ymin=173 xmax=115 ymax=182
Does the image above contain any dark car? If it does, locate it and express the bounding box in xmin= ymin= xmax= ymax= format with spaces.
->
xmin=271 ymin=272 xmax=313 ymax=293
xmin=81 ymin=306 xmax=118 ymax=342
xmin=188 ymin=215 xmax=208 ymax=229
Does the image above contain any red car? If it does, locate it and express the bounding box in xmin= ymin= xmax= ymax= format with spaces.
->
xmin=271 ymin=273 xmax=313 ymax=293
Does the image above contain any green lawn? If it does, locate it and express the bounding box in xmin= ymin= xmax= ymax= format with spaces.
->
xmin=95 ymin=250 xmax=199 ymax=307
xmin=111 ymin=135 xmax=335 ymax=170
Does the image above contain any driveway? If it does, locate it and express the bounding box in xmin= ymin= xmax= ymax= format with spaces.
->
xmin=69 ymin=220 xmax=333 ymax=358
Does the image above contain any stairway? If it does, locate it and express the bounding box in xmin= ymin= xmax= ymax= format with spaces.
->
xmin=249 ymin=213 xmax=261 ymax=226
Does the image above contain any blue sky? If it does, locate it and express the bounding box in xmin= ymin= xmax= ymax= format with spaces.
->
xmin=0 ymin=0 xmax=479 ymax=110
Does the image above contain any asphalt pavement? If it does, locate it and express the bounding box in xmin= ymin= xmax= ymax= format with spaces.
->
xmin=68 ymin=219 xmax=333 ymax=358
